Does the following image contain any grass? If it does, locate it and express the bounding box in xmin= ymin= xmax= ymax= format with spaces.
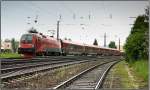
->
xmin=0 ymin=53 xmax=21 ymax=58
xmin=128 ymin=60 xmax=148 ymax=87
xmin=113 ymin=61 xmax=136 ymax=88
xmin=113 ymin=60 xmax=149 ymax=88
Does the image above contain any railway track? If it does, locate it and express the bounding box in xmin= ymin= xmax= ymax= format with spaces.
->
xmin=1 ymin=56 xmax=118 ymax=72
xmin=1 ymin=56 xmax=92 ymax=65
xmin=1 ymin=60 xmax=86 ymax=74
xmin=2 ymin=56 xmax=115 ymax=82
xmin=1 ymin=60 xmax=90 ymax=82
xmin=53 ymin=60 xmax=119 ymax=89
xmin=1 ymin=56 xmax=122 ymax=88
xmin=1 ymin=56 xmax=108 ymax=71
xmin=1 ymin=56 xmax=104 ymax=69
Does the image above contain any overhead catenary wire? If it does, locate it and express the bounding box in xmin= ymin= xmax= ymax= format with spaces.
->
xmin=30 ymin=2 xmax=56 ymax=17
xmin=58 ymin=2 xmax=76 ymax=20
xmin=24 ymin=2 xmax=64 ymax=32
xmin=29 ymin=2 xmax=78 ymax=27
xmin=24 ymin=2 xmax=95 ymax=41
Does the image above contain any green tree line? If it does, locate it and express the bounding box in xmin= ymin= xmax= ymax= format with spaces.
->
xmin=124 ymin=7 xmax=149 ymax=62
xmin=11 ymin=38 xmax=19 ymax=53
xmin=108 ymin=41 xmax=117 ymax=49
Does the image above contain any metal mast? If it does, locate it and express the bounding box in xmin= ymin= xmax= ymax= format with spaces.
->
xmin=104 ymin=33 xmax=106 ymax=47
xmin=119 ymin=38 xmax=120 ymax=51
xmin=57 ymin=20 xmax=60 ymax=40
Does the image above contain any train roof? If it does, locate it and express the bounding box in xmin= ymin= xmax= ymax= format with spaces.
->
xmin=84 ymin=44 xmax=100 ymax=48
xmin=100 ymin=46 xmax=120 ymax=51
xmin=62 ymin=40 xmax=85 ymax=46
xmin=23 ymin=33 xmax=58 ymax=41
xmin=62 ymin=40 xmax=120 ymax=51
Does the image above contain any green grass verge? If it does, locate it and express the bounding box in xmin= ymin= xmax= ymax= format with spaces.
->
xmin=113 ymin=61 xmax=136 ymax=88
xmin=128 ymin=60 xmax=148 ymax=87
xmin=0 ymin=53 xmax=21 ymax=58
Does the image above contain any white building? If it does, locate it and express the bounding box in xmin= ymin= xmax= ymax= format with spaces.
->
xmin=1 ymin=39 xmax=12 ymax=52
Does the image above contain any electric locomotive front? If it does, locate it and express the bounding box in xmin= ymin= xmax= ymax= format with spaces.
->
xmin=18 ymin=33 xmax=36 ymax=57
xmin=18 ymin=32 xmax=62 ymax=57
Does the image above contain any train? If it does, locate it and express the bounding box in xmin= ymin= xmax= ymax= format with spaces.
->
xmin=18 ymin=30 xmax=122 ymax=57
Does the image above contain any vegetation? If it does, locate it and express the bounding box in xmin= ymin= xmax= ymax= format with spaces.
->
xmin=108 ymin=41 xmax=117 ymax=49
xmin=0 ymin=52 xmax=21 ymax=58
xmin=68 ymin=38 xmax=72 ymax=41
xmin=107 ymin=60 xmax=147 ymax=88
xmin=123 ymin=7 xmax=149 ymax=87
xmin=64 ymin=37 xmax=67 ymax=40
xmin=63 ymin=37 xmax=72 ymax=41
xmin=124 ymin=7 xmax=149 ymax=61
xmin=93 ymin=38 xmax=98 ymax=46
xmin=11 ymin=38 xmax=15 ymax=53
xmin=129 ymin=60 xmax=148 ymax=82
xmin=112 ymin=61 xmax=136 ymax=88
xmin=11 ymin=38 xmax=19 ymax=53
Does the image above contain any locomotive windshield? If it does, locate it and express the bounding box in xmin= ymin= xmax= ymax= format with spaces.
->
xmin=21 ymin=34 xmax=32 ymax=43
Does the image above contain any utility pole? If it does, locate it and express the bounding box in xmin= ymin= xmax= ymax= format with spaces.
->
xmin=104 ymin=33 xmax=106 ymax=47
xmin=119 ymin=38 xmax=120 ymax=51
xmin=57 ymin=20 xmax=60 ymax=40
xmin=0 ymin=38 xmax=2 ymax=53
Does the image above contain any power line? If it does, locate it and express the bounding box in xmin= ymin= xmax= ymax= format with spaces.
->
xmin=30 ymin=2 xmax=56 ymax=18
xmin=61 ymin=3 xmax=74 ymax=14
xmin=58 ymin=3 xmax=76 ymax=20
xmin=102 ymin=1 xmax=107 ymax=18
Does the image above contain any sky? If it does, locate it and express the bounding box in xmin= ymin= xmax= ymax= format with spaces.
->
xmin=1 ymin=1 xmax=148 ymax=47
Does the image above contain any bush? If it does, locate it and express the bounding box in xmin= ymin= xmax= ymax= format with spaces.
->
xmin=124 ymin=14 xmax=148 ymax=61
xmin=130 ymin=60 xmax=148 ymax=81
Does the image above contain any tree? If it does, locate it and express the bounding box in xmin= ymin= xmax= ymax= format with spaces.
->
xmin=0 ymin=39 xmax=2 ymax=53
xmin=93 ymin=39 xmax=98 ymax=46
xmin=68 ymin=38 xmax=72 ymax=41
xmin=124 ymin=7 xmax=149 ymax=61
xmin=11 ymin=38 xmax=16 ymax=53
xmin=11 ymin=38 xmax=19 ymax=53
xmin=15 ymin=41 xmax=19 ymax=52
xmin=64 ymin=37 xmax=67 ymax=40
xmin=108 ymin=41 xmax=117 ymax=49
xmin=0 ymin=39 xmax=2 ymax=47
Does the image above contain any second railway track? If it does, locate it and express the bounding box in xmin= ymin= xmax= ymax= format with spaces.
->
xmin=1 ymin=60 xmax=91 ymax=81
xmin=1 ymin=56 xmax=102 ymax=73
xmin=53 ymin=60 xmax=119 ymax=89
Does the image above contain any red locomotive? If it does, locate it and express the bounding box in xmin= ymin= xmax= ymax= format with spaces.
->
xmin=18 ymin=30 xmax=61 ymax=57
xmin=18 ymin=29 xmax=122 ymax=57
